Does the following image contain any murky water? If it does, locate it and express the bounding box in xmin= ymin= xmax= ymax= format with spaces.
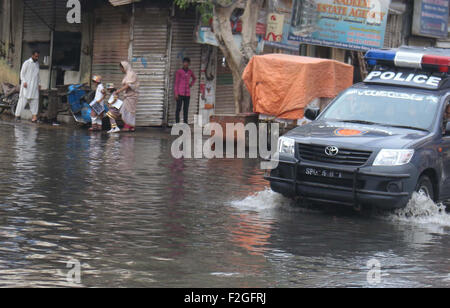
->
xmin=0 ymin=120 xmax=449 ymax=287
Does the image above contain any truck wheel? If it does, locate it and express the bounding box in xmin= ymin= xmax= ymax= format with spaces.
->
xmin=416 ymin=175 xmax=435 ymax=200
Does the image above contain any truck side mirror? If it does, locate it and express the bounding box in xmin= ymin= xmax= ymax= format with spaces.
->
xmin=305 ymin=108 xmax=320 ymax=121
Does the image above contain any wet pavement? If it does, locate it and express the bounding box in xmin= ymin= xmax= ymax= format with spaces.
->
xmin=0 ymin=120 xmax=449 ymax=287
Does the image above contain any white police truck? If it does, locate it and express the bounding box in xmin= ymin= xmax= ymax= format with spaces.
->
xmin=266 ymin=47 xmax=450 ymax=210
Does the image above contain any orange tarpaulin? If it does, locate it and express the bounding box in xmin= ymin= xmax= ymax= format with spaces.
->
xmin=243 ymin=54 xmax=354 ymax=120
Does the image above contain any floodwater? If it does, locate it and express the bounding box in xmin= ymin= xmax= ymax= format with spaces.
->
xmin=0 ymin=120 xmax=449 ymax=288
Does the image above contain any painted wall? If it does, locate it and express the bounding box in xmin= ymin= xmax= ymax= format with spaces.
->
xmin=0 ymin=0 xmax=23 ymax=84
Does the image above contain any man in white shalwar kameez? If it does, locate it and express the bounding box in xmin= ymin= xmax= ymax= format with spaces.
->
xmin=16 ymin=51 xmax=41 ymax=122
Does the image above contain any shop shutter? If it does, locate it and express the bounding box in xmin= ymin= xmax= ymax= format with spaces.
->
xmin=23 ymin=0 xmax=81 ymax=42
xmin=168 ymin=17 xmax=202 ymax=125
xmin=92 ymin=5 xmax=131 ymax=88
xmin=23 ymin=0 xmax=54 ymax=42
xmin=383 ymin=13 xmax=403 ymax=48
xmin=132 ymin=5 xmax=169 ymax=127
xmin=215 ymin=49 xmax=236 ymax=115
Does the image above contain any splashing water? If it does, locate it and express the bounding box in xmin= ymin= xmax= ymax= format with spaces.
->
xmin=233 ymin=189 xmax=450 ymax=229
xmin=387 ymin=193 xmax=450 ymax=227
xmin=230 ymin=188 xmax=291 ymax=213
xmin=229 ymin=188 xmax=311 ymax=217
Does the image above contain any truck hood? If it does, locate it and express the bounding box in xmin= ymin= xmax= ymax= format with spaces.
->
xmin=285 ymin=120 xmax=431 ymax=150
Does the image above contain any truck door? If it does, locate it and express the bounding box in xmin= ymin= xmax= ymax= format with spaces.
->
xmin=441 ymin=98 xmax=450 ymax=199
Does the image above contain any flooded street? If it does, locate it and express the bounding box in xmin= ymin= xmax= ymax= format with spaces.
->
xmin=0 ymin=120 xmax=449 ymax=288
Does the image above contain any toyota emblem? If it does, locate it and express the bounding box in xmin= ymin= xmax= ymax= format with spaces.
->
xmin=325 ymin=146 xmax=339 ymax=157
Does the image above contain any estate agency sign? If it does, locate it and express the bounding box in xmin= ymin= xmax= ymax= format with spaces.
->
xmin=288 ymin=0 xmax=392 ymax=51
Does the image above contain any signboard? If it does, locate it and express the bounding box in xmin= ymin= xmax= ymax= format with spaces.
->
xmin=195 ymin=10 xmax=266 ymax=47
xmin=196 ymin=27 xmax=219 ymax=47
xmin=195 ymin=25 xmax=265 ymax=54
xmin=265 ymin=13 xmax=285 ymax=42
xmin=264 ymin=22 xmax=302 ymax=51
xmin=288 ymin=0 xmax=392 ymax=51
xmin=412 ymin=0 xmax=449 ymax=39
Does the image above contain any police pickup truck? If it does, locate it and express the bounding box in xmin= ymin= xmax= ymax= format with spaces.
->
xmin=266 ymin=47 xmax=450 ymax=210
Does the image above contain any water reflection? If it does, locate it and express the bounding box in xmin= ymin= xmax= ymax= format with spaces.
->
xmin=0 ymin=121 xmax=448 ymax=287
xmin=228 ymin=213 xmax=272 ymax=257
xmin=168 ymin=158 xmax=185 ymax=205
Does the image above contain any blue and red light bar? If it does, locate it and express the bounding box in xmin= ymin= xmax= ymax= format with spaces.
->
xmin=365 ymin=49 xmax=450 ymax=73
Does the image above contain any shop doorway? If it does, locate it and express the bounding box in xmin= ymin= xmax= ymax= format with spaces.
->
xmin=51 ymin=31 xmax=82 ymax=86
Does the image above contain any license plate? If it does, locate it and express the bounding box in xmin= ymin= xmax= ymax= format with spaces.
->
xmin=304 ymin=168 xmax=343 ymax=179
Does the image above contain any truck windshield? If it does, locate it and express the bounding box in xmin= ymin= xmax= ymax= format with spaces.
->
xmin=320 ymin=88 xmax=440 ymax=131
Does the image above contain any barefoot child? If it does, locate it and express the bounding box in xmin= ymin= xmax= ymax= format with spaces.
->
xmin=89 ymin=75 xmax=106 ymax=131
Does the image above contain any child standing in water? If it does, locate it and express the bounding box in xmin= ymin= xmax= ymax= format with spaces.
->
xmin=89 ymin=75 xmax=106 ymax=131
xmin=105 ymin=83 xmax=123 ymax=134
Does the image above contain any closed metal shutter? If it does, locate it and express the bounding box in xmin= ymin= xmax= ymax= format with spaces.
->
xmin=92 ymin=5 xmax=131 ymax=88
xmin=23 ymin=0 xmax=81 ymax=42
xmin=215 ymin=49 xmax=236 ymax=115
xmin=168 ymin=17 xmax=202 ymax=125
xmin=23 ymin=0 xmax=53 ymax=42
xmin=132 ymin=5 xmax=169 ymax=127
xmin=383 ymin=13 xmax=403 ymax=48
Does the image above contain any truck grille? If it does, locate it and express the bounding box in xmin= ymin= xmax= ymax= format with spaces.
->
xmin=296 ymin=143 xmax=372 ymax=166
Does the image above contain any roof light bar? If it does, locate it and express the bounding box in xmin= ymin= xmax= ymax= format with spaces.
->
xmin=365 ymin=49 xmax=450 ymax=73
xmin=422 ymin=55 xmax=450 ymax=73
xmin=394 ymin=51 xmax=423 ymax=69
xmin=365 ymin=50 xmax=396 ymax=66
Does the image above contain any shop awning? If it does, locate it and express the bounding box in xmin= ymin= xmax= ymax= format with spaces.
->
xmin=108 ymin=0 xmax=138 ymax=6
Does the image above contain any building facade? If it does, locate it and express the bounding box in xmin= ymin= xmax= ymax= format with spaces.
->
xmin=1 ymin=0 xmax=209 ymax=127
xmin=1 ymin=0 xmax=448 ymax=126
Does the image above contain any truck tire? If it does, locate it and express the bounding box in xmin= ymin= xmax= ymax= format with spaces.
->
xmin=416 ymin=175 xmax=435 ymax=200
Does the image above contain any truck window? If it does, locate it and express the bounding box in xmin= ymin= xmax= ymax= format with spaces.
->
xmin=444 ymin=99 xmax=450 ymax=135
xmin=320 ymin=89 xmax=440 ymax=131
xmin=446 ymin=102 xmax=450 ymax=120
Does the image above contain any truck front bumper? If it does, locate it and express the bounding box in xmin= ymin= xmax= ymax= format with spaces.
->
xmin=265 ymin=159 xmax=416 ymax=209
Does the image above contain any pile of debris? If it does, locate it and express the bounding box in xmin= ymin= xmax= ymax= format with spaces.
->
xmin=0 ymin=83 xmax=19 ymax=115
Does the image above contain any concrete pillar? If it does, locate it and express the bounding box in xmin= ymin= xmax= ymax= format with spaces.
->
xmin=79 ymin=10 xmax=94 ymax=84
xmin=10 ymin=0 xmax=23 ymax=75
xmin=331 ymin=48 xmax=345 ymax=63
xmin=0 ymin=0 xmax=9 ymax=61
xmin=0 ymin=1 xmax=3 ymax=51
xmin=0 ymin=0 xmax=21 ymax=84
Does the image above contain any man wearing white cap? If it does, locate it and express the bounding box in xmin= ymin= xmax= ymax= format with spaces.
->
xmin=16 ymin=50 xmax=41 ymax=122
xmin=89 ymin=75 xmax=106 ymax=131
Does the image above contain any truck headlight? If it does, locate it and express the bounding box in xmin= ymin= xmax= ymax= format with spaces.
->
xmin=278 ymin=137 xmax=295 ymax=156
xmin=373 ymin=149 xmax=414 ymax=166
